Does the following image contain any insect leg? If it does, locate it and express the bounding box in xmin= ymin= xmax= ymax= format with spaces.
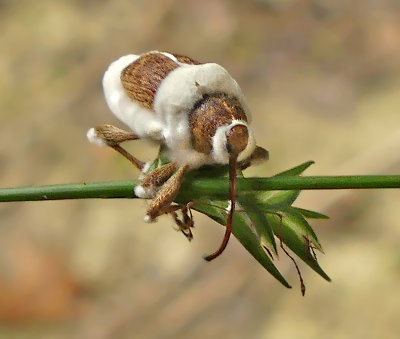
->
xmin=163 ymin=204 xmax=194 ymax=241
xmin=144 ymin=165 xmax=189 ymax=223
xmin=88 ymin=124 xmax=145 ymax=170
xmin=135 ymin=162 xmax=178 ymax=198
xmin=239 ymin=145 xmax=269 ymax=170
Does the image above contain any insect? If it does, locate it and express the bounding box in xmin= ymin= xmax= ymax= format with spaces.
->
xmin=87 ymin=51 xmax=268 ymax=261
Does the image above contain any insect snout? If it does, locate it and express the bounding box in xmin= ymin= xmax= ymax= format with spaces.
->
xmin=226 ymin=124 xmax=249 ymax=156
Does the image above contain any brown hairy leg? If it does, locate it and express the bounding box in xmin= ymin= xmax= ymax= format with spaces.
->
xmin=239 ymin=145 xmax=269 ymax=170
xmin=92 ymin=124 xmax=145 ymax=170
xmin=138 ymin=162 xmax=178 ymax=195
xmin=144 ymin=165 xmax=190 ymax=222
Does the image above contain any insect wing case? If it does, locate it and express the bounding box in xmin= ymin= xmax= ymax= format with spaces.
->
xmin=102 ymin=54 xmax=164 ymax=141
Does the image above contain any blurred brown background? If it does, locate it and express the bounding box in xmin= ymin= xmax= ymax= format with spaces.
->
xmin=1 ymin=0 xmax=400 ymax=338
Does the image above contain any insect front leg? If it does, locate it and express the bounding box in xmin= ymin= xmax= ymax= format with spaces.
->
xmin=134 ymin=162 xmax=178 ymax=198
xmin=87 ymin=124 xmax=145 ymax=170
xmin=144 ymin=165 xmax=189 ymax=223
xmin=239 ymin=145 xmax=269 ymax=170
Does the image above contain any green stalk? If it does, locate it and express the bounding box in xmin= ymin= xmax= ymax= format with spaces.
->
xmin=184 ymin=175 xmax=400 ymax=198
xmin=1 ymin=175 xmax=400 ymax=202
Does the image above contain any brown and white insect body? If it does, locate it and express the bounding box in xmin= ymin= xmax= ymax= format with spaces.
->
xmin=87 ymin=51 xmax=268 ymax=261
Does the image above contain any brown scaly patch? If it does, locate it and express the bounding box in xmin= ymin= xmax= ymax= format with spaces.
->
xmin=140 ymin=162 xmax=178 ymax=190
xmin=94 ymin=124 xmax=138 ymax=146
xmin=172 ymin=53 xmax=202 ymax=65
xmin=189 ymin=93 xmax=248 ymax=154
xmin=145 ymin=165 xmax=190 ymax=220
xmin=121 ymin=52 xmax=179 ymax=110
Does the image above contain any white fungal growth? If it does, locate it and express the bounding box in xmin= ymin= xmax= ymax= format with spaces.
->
xmin=143 ymin=215 xmax=154 ymax=223
xmin=139 ymin=161 xmax=153 ymax=179
xmin=226 ymin=200 xmax=232 ymax=213
xmin=211 ymin=120 xmax=256 ymax=164
xmin=134 ymin=185 xmax=156 ymax=199
xmin=101 ymin=53 xmax=255 ymax=169
xmin=153 ymin=62 xmax=250 ymax=168
xmin=102 ymin=54 xmax=164 ymax=141
xmin=160 ymin=52 xmax=178 ymax=62
xmin=86 ymin=128 xmax=107 ymax=147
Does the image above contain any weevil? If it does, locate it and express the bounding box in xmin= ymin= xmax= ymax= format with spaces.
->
xmin=87 ymin=51 xmax=268 ymax=261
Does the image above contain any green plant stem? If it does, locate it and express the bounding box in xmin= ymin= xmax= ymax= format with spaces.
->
xmin=1 ymin=175 xmax=400 ymax=202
